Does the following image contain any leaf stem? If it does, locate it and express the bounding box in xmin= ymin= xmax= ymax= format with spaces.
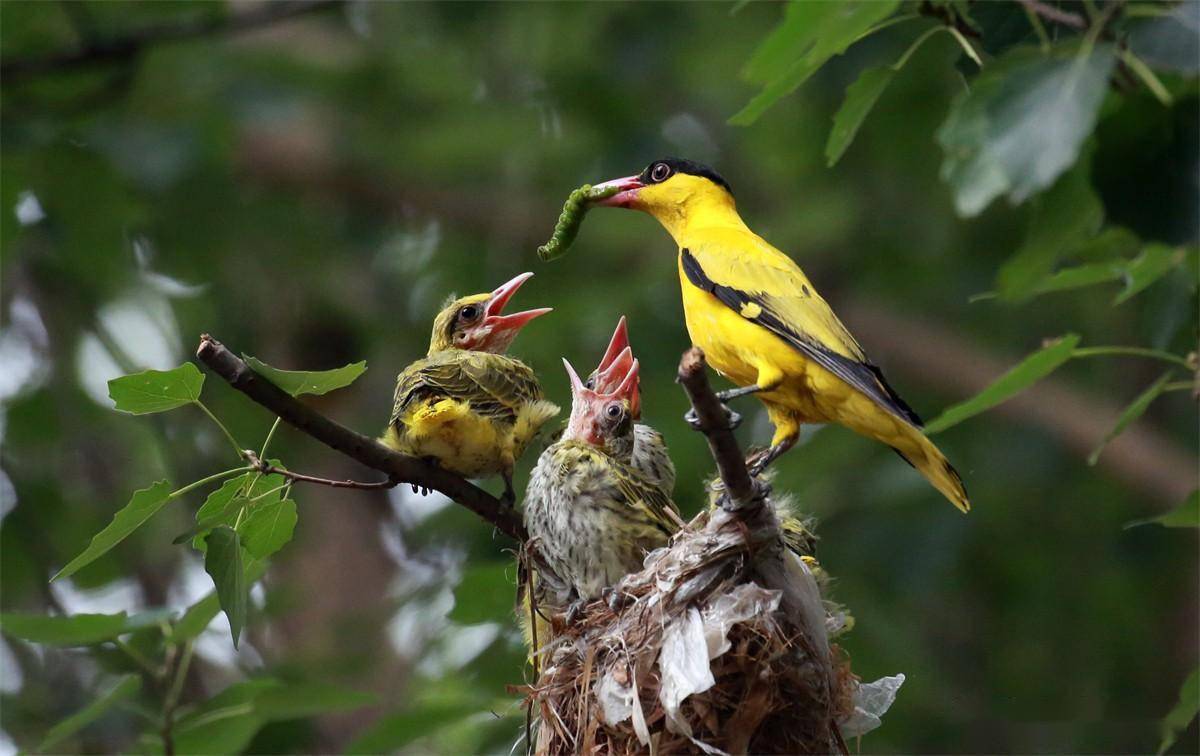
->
xmin=194 ymin=400 xmax=244 ymax=459
xmin=1071 ymin=346 xmax=1192 ymax=368
xmin=1163 ymin=381 xmax=1195 ymax=393
xmin=169 ymin=467 xmax=253 ymax=500
xmin=853 ymin=12 xmax=922 ymax=45
xmin=946 ymin=25 xmax=983 ymax=68
xmin=1120 ymin=48 xmax=1173 ymax=106
xmin=259 ymin=417 xmax=281 ymax=458
xmin=114 ymin=639 xmax=160 ymax=678
xmin=892 ymin=26 xmax=946 ymax=70
xmin=1021 ymin=1 xmax=1052 ymax=52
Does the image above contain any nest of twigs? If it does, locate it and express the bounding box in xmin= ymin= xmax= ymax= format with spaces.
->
xmin=524 ymin=496 xmax=900 ymax=755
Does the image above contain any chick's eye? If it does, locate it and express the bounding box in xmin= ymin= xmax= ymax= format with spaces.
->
xmin=459 ymin=305 xmax=479 ymax=322
xmin=650 ymin=163 xmax=672 ymax=182
xmin=605 ymin=403 xmax=623 ymax=419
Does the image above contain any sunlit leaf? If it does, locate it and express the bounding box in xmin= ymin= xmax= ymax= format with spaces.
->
xmin=826 ymin=66 xmax=895 ymax=167
xmin=731 ymin=0 xmax=899 ymax=125
xmin=995 ymin=157 xmax=1104 ymax=301
xmin=926 ymin=334 xmax=1081 ymax=433
xmin=346 ymin=702 xmax=476 ymax=754
xmin=243 ymin=356 xmax=367 ymax=397
xmin=1088 ymin=372 xmax=1174 ymax=465
xmin=1127 ymin=491 xmax=1199 ymax=530
xmin=937 ymin=45 xmax=1116 ymax=216
xmin=38 ymin=675 xmax=141 ymax=751
xmin=1114 ymin=243 xmax=1185 ymax=304
xmin=1 ymin=612 xmax=132 ymax=646
xmin=52 ymin=480 xmax=174 ymax=582
xmin=107 ymin=363 xmax=204 ymax=414
xmin=1158 ymin=667 xmax=1199 ymax=755
xmin=204 ymin=527 xmax=247 ymax=648
xmin=448 ymin=563 xmax=518 ymax=625
xmin=239 ymin=499 xmax=297 ymax=559
xmin=253 ymin=682 xmax=376 ymax=720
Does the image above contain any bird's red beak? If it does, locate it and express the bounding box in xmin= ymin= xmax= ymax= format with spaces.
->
xmin=592 ymin=317 xmax=640 ymax=418
xmin=564 ymin=357 xmax=639 ymax=447
xmin=484 ymin=272 xmax=552 ymax=334
xmin=591 ymin=175 xmax=644 ymax=208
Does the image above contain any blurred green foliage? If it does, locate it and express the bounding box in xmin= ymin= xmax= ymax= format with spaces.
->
xmin=1 ymin=1 xmax=1197 ymax=753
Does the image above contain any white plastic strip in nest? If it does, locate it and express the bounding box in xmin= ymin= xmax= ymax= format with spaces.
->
xmin=839 ymin=673 xmax=906 ymax=739
xmin=659 ymin=583 xmax=782 ymax=739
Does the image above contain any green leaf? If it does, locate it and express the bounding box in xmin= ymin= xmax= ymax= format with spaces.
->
xmin=826 ymin=66 xmax=895 ymax=167
xmin=937 ymin=45 xmax=1116 ymax=217
xmin=107 ymin=363 xmax=204 ymax=414
xmin=1158 ymin=667 xmax=1199 ymax=754
xmin=239 ymin=499 xmax=297 ymax=559
xmin=204 ymin=527 xmax=247 ymax=648
xmin=253 ymin=682 xmax=376 ymax=720
xmin=345 ymin=702 xmax=475 ymax=754
xmin=194 ymin=474 xmax=253 ymax=525
xmin=1088 ymin=372 xmax=1174 ymax=465
xmin=448 ymin=564 xmax=517 ymax=625
xmin=38 ymin=675 xmax=141 ymax=751
xmin=52 ymin=480 xmax=174 ymax=582
xmin=173 ymin=561 xmax=267 ymax=643
xmin=731 ymin=0 xmax=900 ymax=125
xmin=174 ymin=593 xmax=221 ymax=643
xmin=243 ymin=356 xmax=367 ymax=397
xmin=995 ymin=158 xmax=1104 ymax=301
xmin=1127 ymin=491 xmax=1199 ymax=530
xmin=1 ymin=612 xmax=132 ymax=646
xmin=173 ymin=679 xmax=276 ymax=755
xmin=926 ymin=334 xmax=1081 ymax=433
xmin=1115 ymin=243 xmax=1185 ymax=304
xmin=1130 ymin=1 xmax=1200 ymax=74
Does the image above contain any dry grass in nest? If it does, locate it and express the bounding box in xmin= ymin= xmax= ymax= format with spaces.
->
xmin=522 ymin=499 xmax=892 ymax=755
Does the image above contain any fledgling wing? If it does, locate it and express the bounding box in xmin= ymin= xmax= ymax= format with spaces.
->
xmin=680 ymin=243 xmax=922 ymax=428
xmin=565 ymin=442 xmax=680 ymax=536
xmin=391 ymin=352 xmax=543 ymax=425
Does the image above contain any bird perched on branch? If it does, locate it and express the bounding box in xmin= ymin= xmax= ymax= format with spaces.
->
xmin=585 ymin=317 xmax=675 ymax=496
xmin=589 ymin=158 xmax=970 ymax=512
xmin=382 ymin=272 xmax=559 ymax=503
xmin=524 ymin=356 xmax=680 ymax=602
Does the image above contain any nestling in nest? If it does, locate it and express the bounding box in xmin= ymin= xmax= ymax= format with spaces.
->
xmin=521 ymin=488 xmax=903 ymax=755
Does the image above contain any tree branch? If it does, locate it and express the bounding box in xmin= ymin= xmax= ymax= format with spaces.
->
xmin=243 ymin=450 xmax=398 ymax=491
xmin=194 ymin=334 xmax=527 ymax=542
xmin=676 ymin=348 xmax=760 ymax=507
xmin=2 ymin=0 xmax=343 ymax=80
xmin=1018 ymin=0 xmax=1088 ymax=30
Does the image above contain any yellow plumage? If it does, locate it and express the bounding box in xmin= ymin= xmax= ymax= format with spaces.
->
xmin=601 ymin=161 xmax=969 ymax=512
xmin=381 ymin=278 xmax=558 ymax=497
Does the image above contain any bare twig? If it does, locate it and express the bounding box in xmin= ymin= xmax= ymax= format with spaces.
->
xmin=1018 ymin=0 xmax=1088 ymax=30
xmin=2 ymin=0 xmax=343 ymax=80
xmin=676 ymin=348 xmax=760 ymax=507
xmin=195 ymin=334 xmax=526 ymax=542
xmin=243 ymin=450 xmax=398 ymax=491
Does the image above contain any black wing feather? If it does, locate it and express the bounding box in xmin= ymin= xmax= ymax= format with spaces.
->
xmin=681 ymin=249 xmax=922 ymax=428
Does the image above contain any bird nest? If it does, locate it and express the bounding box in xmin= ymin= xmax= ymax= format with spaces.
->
xmin=522 ymin=497 xmax=904 ymax=755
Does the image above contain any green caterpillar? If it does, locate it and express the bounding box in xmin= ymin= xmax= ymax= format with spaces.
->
xmin=536 ymin=183 xmax=621 ymax=262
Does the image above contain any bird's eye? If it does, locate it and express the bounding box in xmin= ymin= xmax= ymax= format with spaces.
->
xmin=650 ymin=162 xmax=672 ymax=183
xmin=459 ymin=305 xmax=480 ymax=322
xmin=584 ymin=377 xmax=596 ymax=390
xmin=604 ymin=402 xmax=623 ymax=420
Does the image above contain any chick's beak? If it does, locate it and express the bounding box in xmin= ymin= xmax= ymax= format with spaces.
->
xmin=596 ymin=316 xmax=630 ymax=375
xmin=592 ymin=175 xmax=644 ymax=208
xmin=485 ymin=272 xmax=552 ymax=332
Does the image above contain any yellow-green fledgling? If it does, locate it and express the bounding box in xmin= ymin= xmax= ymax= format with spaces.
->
xmin=382 ymin=272 xmax=559 ymax=502
xmin=585 ymin=317 xmax=675 ymax=496
xmin=524 ymin=357 xmax=680 ymax=603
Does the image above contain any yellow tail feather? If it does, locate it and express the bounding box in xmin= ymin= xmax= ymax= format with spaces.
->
xmin=895 ymin=428 xmax=971 ymax=513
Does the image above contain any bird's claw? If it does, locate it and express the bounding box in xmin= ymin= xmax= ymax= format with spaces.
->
xmin=601 ymin=586 xmax=628 ymax=613
xmin=684 ymin=405 xmax=741 ymax=431
xmin=563 ymin=597 xmax=587 ymax=627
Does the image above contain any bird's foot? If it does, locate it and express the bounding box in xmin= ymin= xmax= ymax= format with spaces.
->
xmin=601 ymin=585 xmax=629 ymax=614
xmin=684 ymin=405 xmax=741 ymax=431
xmin=715 ymin=384 xmax=761 ymax=403
xmin=562 ymin=597 xmax=588 ymax=628
xmin=501 ymin=474 xmax=516 ymax=508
